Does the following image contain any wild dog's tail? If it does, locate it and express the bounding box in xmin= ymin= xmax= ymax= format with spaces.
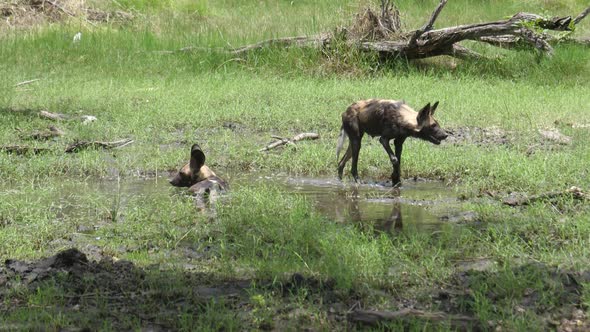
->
xmin=336 ymin=126 xmax=347 ymax=162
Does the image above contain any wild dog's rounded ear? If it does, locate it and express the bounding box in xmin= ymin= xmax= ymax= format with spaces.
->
xmin=430 ymin=101 xmax=439 ymax=115
xmin=417 ymin=103 xmax=431 ymax=125
xmin=189 ymin=144 xmax=206 ymax=172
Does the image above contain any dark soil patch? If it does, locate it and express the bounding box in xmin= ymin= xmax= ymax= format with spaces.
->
xmin=0 ymin=248 xmax=252 ymax=330
xmin=444 ymin=126 xmax=511 ymax=146
xmin=2 ymin=250 xmax=588 ymax=330
xmin=444 ymin=126 xmax=576 ymax=157
xmin=436 ymin=262 xmax=590 ymax=331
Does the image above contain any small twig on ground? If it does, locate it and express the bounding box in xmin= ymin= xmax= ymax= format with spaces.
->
xmin=39 ymin=110 xmax=69 ymax=121
xmin=259 ymin=132 xmax=319 ymax=152
xmin=15 ymin=79 xmax=41 ymax=87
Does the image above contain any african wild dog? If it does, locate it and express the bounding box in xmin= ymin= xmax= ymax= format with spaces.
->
xmin=170 ymin=144 xmax=228 ymax=206
xmin=336 ymin=99 xmax=448 ymax=186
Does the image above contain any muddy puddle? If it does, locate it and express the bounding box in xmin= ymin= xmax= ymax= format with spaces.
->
xmin=262 ymin=176 xmax=458 ymax=232
xmin=15 ymin=174 xmax=463 ymax=233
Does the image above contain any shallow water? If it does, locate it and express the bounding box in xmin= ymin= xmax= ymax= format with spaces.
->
xmin=4 ymin=174 xmax=459 ymax=233
xmin=263 ymin=176 xmax=456 ymax=232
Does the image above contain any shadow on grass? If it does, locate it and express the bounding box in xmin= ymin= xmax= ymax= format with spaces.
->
xmin=0 ymin=248 xmax=249 ymax=330
xmin=2 ymin=248 xmax=589 ymax=330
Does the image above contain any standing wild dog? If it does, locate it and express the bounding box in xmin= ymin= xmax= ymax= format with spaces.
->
xmin=336 ymin=99 xmax=448 ymax=186
xmin=170 ymin=144 xmax=228 ymax=206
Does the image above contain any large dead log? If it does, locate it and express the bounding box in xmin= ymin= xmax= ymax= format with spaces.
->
xmin=225 ymin=1 xmax=590 ymax=61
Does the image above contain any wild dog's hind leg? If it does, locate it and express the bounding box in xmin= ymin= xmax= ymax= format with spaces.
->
xmin=349 ymin=135 xmax=363 ymax=183
xmin=391 ymin=138 xmax=406 ymax=186
xmin=337 ymin=145 xmax=352 ymax=180
xmin=342 ymin=118 xmax=363 ymax=182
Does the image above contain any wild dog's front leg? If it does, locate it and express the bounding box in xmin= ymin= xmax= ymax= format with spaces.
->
xmin=391 ymin=138 xmax=406 ymax=186
xmin=379 ymin=137 xmax=399 ymax=166
xmin=380 ymin=137 xmax=400 ymax=185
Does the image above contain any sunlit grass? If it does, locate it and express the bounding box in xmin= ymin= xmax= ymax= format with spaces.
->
xmin=1 ymin=0 xmax=590 ymax=329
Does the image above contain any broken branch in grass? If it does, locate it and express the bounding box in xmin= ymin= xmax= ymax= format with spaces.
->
xmin=409 ymin=0 xmax=448 ymax=45
xmin=574 ymin=6 xmax=590 ymax=25
xmin=15 ymin=79 xmax=41 ymax=87
xmin=259 ymin=132 xmax=320 ymax=152
xmin=65 ymin=139 xmax=134 ymax=153
xmin=39 ymin=110 xmax=69 ymax=121
xmin=503 ymin=186 xmax=586 ymax=206
xmin=39 ymin=111 xmax=98 ymax=124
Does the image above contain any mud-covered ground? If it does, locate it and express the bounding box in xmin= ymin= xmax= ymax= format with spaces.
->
xmin=2 ymin=248 xmax=589 ymax=330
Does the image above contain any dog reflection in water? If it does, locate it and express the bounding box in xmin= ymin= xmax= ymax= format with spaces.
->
xmin=338 ymin=187 xmax=403 ymax=233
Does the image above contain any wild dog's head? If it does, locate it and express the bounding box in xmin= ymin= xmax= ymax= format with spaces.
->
xmin=416 ymin=101 xmax=448 ymax=145
xmin=169 ymin=144 xmax=216 ymax=187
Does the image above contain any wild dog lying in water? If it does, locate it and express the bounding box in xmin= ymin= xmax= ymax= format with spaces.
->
xmin=337 ymin=99 xmax=448 ymax=186
xmin=170 ymin=144 xmax=228 ymax=206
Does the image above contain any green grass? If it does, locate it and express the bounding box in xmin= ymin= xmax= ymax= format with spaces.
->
xmin=1 ymin=0 xmax=590 ymax=330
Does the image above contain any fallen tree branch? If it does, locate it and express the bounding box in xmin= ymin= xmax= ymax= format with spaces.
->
xmin=409 ymin=0 xmax=448 ymax=45
xmin=503 ymin=186 xmax=586 ymax=206
xmin=348 ymin=309 xmax=478 ymax=331
xmin=38 ymin=111 xmax=97 ymax=124
xmin=477 ymin=6 xmax=590 ymax=50
xmin=65 ymin=139 xmax=134 ymax=153
xmin=574 ymin=6 xmax=590 ymax=25
xmin=224 ymin=2 xmax=586 ymax=62
xmin=39 ymin=110 xmax=68 ymax=121
xmin=230 ymin=34 xmax=331 ymax=55
xmin=259 ymin=132 xmax=319 ymax=152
